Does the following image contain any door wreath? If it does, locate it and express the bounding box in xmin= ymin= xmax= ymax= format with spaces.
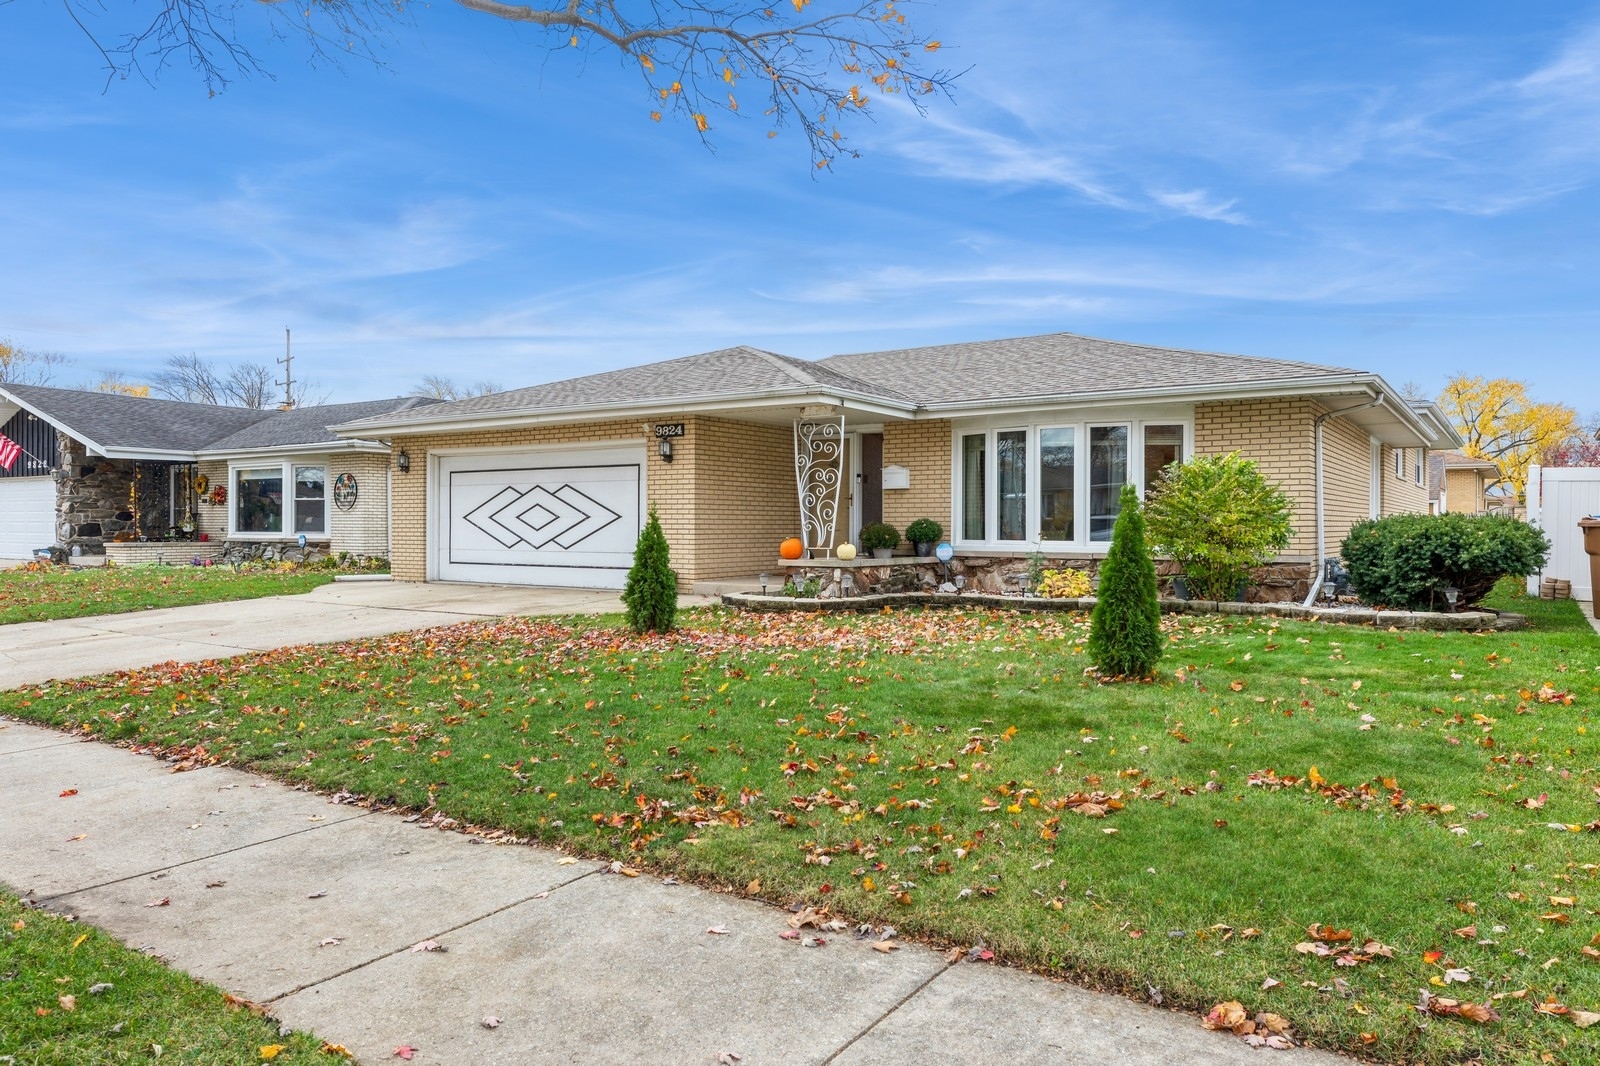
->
xmin=193 ymin=473 xmax=209 ymax=495
xmin=210 ymin=485 xmax=228 ymax=506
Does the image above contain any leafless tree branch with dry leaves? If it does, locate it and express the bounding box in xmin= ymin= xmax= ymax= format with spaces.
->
xmin=56 ymin=0 xmax=959 ymax=166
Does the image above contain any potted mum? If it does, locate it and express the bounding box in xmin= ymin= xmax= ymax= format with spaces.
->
xmin=904 ymin=518 xmax=944 ymax=558
xmin=859 ymin=521 xmax=901 ymax=560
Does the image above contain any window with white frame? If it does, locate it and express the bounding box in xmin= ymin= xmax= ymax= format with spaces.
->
xmin=1413 ymin=449 xmax=1424 ymax=486
xmin=956 ymin=419 xmax=1187 ymax=549
xmin=233 ymin=462 xmax=327 ymax=537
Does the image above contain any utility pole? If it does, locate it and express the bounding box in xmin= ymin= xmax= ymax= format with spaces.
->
xmin=277 ymin=327 xmax=295 ymax=409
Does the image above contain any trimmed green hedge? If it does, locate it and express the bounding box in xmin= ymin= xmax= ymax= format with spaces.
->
xmin=1339 ymin=513 xmax=1549 ymax=610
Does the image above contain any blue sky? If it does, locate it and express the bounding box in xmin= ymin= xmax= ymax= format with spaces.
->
xmin=2 ymin=1 xmax=1598 ymax=416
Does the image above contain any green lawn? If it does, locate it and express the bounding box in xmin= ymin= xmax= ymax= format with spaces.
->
xmin=0 ymin=891 xmax=335 ymax=1064
xmin=3 ymin=581 xmax=1597 ymax=1064
xmin=0 ymin=565 xmax=338 ymax=626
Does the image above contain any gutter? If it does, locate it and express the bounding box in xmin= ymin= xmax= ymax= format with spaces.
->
xmin=1303 ymin=396 xmax=1387 ymax=607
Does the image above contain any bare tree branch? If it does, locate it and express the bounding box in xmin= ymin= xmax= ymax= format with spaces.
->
xmin=412 ymin=374 xmax=502 ymax=399
xmin=59 ymin=1 xmax=958 ymax=164
xmin=0 ymin=341 xmax=72 ymax=385
xmin=151 ymin=353 xmax=289 ymax=408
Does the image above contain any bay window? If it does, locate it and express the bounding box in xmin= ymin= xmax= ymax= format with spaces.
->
xmin=996 ymin=430 xmax=1027 ymax=541
xmin=954 ymin=418 xmax=1188 ymax=549
xmin=232 ymin=461 xmax=328 ymax=537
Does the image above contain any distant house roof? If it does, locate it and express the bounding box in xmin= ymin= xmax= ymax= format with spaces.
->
xmin=335 ymin=330 xmax=1458 ymax=449
xmin=0 ymin=383 xmax=435 ymax=460
xmin=1427 ymin=450 xmax=1498 ymax=503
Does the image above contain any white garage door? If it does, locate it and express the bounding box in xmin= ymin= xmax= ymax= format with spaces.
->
xmin=437 ymin=446 xmax=645 ymax=589
xmin=0 ymin=477 xmax=55 ymax=559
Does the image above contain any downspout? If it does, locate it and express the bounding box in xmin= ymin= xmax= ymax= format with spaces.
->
xmin=1303 ymin=396 xmax=1387 ymax=607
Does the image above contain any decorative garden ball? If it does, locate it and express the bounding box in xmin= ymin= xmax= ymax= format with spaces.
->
xmin=836 ymin=542 xmax=857 ymax=561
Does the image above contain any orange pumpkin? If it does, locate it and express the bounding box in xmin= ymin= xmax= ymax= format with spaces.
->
xmin=779 ymin=537 xmax=804 ymax=560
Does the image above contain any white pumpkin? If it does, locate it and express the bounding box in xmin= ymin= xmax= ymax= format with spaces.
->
xmin=836 ymin=542 xmax=858 ymax=561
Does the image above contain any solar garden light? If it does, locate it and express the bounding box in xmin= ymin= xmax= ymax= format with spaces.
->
xmin=1444 ymin=586 xmax=1460 ymax=610
xmin=841 ymin=573 xmax=854 ymax=596
xmin=759 ymin=572 xmax=770 ymax=596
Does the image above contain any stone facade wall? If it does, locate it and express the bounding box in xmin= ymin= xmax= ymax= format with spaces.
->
xmin=329 ymin=452 xmax=391 ymax=557
xmin=53 ymin=437 xmax=183 ymax=555
xmin=881 ymin=419 xmax=952 ymax=540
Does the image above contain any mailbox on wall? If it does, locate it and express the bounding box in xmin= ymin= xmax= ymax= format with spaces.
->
xmin=882 ymin=465 xmax=910 ymax=490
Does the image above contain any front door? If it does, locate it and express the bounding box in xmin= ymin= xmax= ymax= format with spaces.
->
xmin=858 ymin=433 xmax=883 ymax=541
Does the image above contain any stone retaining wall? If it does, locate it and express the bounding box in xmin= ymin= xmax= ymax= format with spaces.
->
xmin=725 ymin=590 xmax=1517 ymax=631
xmin=781 ymin=556 xmax=1315 ymax=602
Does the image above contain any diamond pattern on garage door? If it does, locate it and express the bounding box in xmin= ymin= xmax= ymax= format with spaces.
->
xmin=443 ymin=459 xmax=642 ymax=587
xmin=463 ymin=484 xmax=621 ymax=550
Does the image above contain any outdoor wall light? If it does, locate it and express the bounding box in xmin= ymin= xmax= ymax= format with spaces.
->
xmin=396 ymin=450 xmax=411 ymax=473
xmin=658 ymin=438 xmax=674 ymax=463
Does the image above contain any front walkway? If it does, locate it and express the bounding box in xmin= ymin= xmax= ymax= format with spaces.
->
xmin=0 ymin=718 xmax=1341 ymax=1065
xmin=1581 ymin=601 xmax=1600 ymax=638
xmin=0 ymin=580 xmax=675 ymax=690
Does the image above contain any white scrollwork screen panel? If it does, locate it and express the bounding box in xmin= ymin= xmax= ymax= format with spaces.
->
xmin=794 ymin=418 xmax=845 ymax=553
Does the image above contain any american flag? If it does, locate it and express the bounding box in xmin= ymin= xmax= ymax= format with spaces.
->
xmin=0 ymin=433 xmax=21 ymax=472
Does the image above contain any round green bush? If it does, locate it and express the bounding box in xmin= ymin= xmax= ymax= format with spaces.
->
xmin=904 ymin=518 xmax=944 ymax=545
xmin=1144 ymin=453 xmax=1293 ymax=602
xmin=1339 ymin=513 xmax=1549 ymax=610
xmin=858 ymin=522 xmax=901 ymax=551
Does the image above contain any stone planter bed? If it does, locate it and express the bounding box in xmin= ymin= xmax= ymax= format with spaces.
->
xmin=103 ymin=542 xmax=223 ymax=567
xmin=721 ymin=590 xmax=1521 ymax=631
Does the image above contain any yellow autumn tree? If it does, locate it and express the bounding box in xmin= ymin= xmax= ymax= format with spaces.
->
xmin=1436 ymin=375 xmax=1578 ymax=501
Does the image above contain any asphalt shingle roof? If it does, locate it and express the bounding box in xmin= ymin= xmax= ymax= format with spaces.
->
xmin=0 ymin=385 xmax=436 ymax=456
xmin=201 ymin=397 xmax=439 ymax=451
xmin=336 ymin=332 xmax=1372 ymax=432
xmin=817 ymin=332 xmax=1364 ymax=407
xmin=340 ymin=346 xmax=903 ymax=429
xmin=1 ymin=384 xmax=275 ymax=452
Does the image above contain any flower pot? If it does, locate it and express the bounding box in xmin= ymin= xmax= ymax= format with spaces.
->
xmin=914 ymin=541 xmax=934 ymax=557
xmin=872 ymin=548 xmax=893 ymax=560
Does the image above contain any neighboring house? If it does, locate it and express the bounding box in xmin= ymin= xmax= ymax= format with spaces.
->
xmin=334 ymin=331 xmax=1461 ymax=595
xmin=1428 ymin=451 xmax=1499 ymax=514
xmin=0 ymin=384 xmax=436 ymax=562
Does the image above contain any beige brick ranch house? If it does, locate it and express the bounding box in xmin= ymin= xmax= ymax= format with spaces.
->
xmin=335 ymin=332 xmax=1459 ymax=598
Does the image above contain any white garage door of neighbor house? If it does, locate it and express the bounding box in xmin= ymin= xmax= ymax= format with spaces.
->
xmin=438 ymin=448 xmax=644 ymax=589
xmin=0 ymin=477 xmax=55 ymax=559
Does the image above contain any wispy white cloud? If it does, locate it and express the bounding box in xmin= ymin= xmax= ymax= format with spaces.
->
xmin=1149 ymin=188 xmax=1248 ymax=225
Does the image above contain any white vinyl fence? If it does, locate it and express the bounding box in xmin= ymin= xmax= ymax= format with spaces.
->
xmin=1526 ymin=464 xmax=1600 ymax=601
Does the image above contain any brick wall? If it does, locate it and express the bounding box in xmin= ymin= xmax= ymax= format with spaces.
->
xmin=196 ymin=460 xmax=229 ymax=542
xmin=881 ymin=420 xmax=952 ymax=540
xmin=1194 ymin=398 xmax=1318 ymax=555
xmin=1320 ymin=408 xmax=1373 ymax=553
xmin=1381 ymin=445 xmax=1429 ymax=515
xmin=692 ymin=417 xmax=798 ymax=579
xmin=1443 ymin=468 xmax=1484 ymax=514
xmin=329 ymin=452 xmax=391 ymax=557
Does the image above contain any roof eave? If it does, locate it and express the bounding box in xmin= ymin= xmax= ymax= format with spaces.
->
xmin=921 ymin=375 xmax=1385 ymax=417
xmin=0 ymin=385 xmax=113 ymax=460
xmin=196 ymin=439 xmax=389 ymax=460
xmin=331 ymin=388 xmax=917 ymax=437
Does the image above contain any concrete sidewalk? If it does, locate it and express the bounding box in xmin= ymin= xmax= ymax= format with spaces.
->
xmin=0 ymin=717 xmax=1343 ymax=1066
xmin=0 ymin=580 xmax=672 ymax=691
xmin=1579 ymin=601 xmax=1600 ymax=638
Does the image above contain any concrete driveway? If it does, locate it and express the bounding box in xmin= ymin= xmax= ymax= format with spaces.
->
xmin=0 ymin=579 xmax=682 ymax=691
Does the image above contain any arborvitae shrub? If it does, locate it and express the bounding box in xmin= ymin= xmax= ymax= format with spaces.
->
xmin=622 ymin=505 xmax=678 ymax=634
xmin=1088 ymin=483 xmax=1164 ymax=679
